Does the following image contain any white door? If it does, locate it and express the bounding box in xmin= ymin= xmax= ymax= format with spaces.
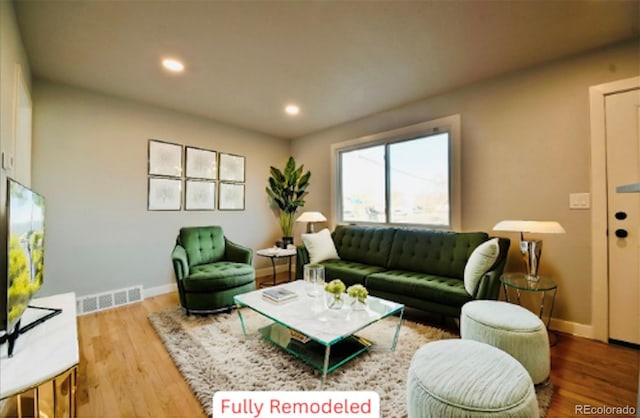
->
xmin=606 ymin=87 xmax=640 ymax=345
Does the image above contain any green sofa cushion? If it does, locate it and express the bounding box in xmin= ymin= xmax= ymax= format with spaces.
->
xmin=180 ymin=226 xmax=226 ymax=268
xmin=332 ymin=225 xmax=396 ymax=268
xmin=321 ymin=259 xmax=388 ymax=286
xmin=388 ymin=230 xmax=488 ymax=279
xmin=366 ymin=270 xmax=472 ymax=307
xmin=183 ymin=262 xmax=255 ymax=292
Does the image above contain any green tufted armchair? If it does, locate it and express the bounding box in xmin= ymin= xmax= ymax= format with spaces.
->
xmin=171 ymin=226 xmax=255 ymax=314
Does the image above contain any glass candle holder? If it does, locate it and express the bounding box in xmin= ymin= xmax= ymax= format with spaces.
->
xmin=303 ymin=264 xmax=325 ymax=297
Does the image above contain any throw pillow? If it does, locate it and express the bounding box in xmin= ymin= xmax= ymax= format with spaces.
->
xmin=301 ymin=228 xmax=340 ymax=264
xmin=464 ymin=238 xmax=500 ymax=296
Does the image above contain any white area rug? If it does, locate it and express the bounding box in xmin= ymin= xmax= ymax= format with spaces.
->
xmin=149 ymin=307 xmax=553 ymax=417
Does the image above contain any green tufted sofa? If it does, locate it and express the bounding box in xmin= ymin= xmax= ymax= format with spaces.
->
xmin=172 ymin=226 xmax=256 ymax=314
xmin=296 ymin=225 xmax=510 ymax=317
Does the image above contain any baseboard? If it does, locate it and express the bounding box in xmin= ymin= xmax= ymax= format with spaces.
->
xmin=143 ymin=283 xmax=177 ymax=299
xmin=87 ymin=280 xmax=596 ymax=341
xmin=548 ymin=317 xmax=595 ymax=339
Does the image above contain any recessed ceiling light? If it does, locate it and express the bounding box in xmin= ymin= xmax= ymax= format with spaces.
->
xmin=285 ymin=104 xmax=300 ymax=115
xmin=162 ymin=58 xmax=184 ymax=73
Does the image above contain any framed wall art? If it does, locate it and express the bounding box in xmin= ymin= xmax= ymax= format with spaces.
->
xmin=148 ymin=177 xmax=182 ymax=211
xmin=185 ymin=180 xmax=216 ymax=211
xmin=219 ymin=153 xmax=245 ymax=182
xmin=218 ymin=182 xmax=245 ymax=211
xmin=148 ymin=139 xmax=183 ymax=177
xmin=186 ymin=146 xmax=217 ymax=180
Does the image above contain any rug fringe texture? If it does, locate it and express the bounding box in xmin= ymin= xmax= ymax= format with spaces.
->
xmin=148 ymin=307 xmax=553 ymax=417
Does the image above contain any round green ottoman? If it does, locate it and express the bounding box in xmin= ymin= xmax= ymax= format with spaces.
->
xmin=460 ymin=300 xmax=550 ymax=384
xmin=407 ymin=339 xmax=539 ymax=417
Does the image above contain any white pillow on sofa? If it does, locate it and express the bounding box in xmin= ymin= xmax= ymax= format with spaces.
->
xmin=301 ymin=228 xmax=340 ymax=264
xmin=464 ymin=238 xmax=500 ymax=296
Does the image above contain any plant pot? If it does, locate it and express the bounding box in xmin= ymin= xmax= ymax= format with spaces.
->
xmin=282 ymin=236 xmax=294 ymax=247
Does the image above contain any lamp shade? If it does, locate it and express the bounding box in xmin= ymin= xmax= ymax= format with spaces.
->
xmin=296 ymin=211 xmax=327 ymax=223
xmin=493 ymin=220 xmax=565 ymax=234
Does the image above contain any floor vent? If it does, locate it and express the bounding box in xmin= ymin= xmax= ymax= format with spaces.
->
xmin=76 ymin=285 xmax=144 ymax=315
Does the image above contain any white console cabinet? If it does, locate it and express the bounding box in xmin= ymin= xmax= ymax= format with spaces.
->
xmin=0 ymin=292 xmax=78 ymax=417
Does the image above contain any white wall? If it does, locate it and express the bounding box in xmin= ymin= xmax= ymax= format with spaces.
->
xmin=0 ymin=0 xmax=32 ymax=185
xmin=32 ymin=81 xmax=291 ymax=297
xmin=291 ymin=40 xmax=640 ymax=328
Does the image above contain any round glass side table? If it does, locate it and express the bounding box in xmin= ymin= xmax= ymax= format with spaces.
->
xmin=500 ymin=272 xmax=558 ymax=346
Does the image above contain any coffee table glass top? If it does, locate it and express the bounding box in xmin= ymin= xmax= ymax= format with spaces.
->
xmin=234 ymin=280 xmax=404 ymax=346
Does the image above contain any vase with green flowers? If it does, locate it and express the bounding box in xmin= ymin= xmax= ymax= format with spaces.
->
xmin=347 ymin=284 xmax=368 ymax=311
xmin=324 ymin=279 xmax=346 ymax=310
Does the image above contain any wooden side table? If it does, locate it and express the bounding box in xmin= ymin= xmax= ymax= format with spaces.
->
xmin=501 ymin=273 xmax=558 ymax=345
xmin=0 ymin=292 xmax=79 ymax=418
xmin=256 ymin=247 xmax=297 ymax=287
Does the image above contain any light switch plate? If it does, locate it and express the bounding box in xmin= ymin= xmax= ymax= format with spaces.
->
xmin=569 ymin=193 xmax=590 ymax=209
xmin=1 ymin=152 xmax=14 ymax=170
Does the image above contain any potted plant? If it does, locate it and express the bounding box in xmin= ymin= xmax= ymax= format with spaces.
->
xmin=265 ymin=157 xmax=311 ymax=247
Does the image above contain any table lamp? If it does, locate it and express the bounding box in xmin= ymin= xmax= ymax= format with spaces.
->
xmin=296 ymin=211 xmax=327 ymax=233
xmin=493 ymin=220 xmax=565 ymax=280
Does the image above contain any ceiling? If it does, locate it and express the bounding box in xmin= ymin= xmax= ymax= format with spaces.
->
xmin=14 ymin=1 xmax=640 ymax=139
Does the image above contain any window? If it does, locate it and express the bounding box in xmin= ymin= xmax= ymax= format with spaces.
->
xmin=340 ymin=145 xmax=386 ymax=223
xmin=332 ymin=115 xmax=461 ymax=229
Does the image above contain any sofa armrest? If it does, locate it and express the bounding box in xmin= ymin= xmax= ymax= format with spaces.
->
xmin=474 ymin=237 xmax=510 ymax=300
xmin=172 ymin=245 xmax=189 ymax=280
xmin=295 ymin=245 xmax=310 ymax=279
xmin=225 ymin=239 xmax=253 ymax=265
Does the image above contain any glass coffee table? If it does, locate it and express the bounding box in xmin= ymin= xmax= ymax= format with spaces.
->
xmin=234 ymin=280 xmax=404 ymax=386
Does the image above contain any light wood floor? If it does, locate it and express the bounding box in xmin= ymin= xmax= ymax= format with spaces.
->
xmin=76 ymin=275 xmax=639 ymax=417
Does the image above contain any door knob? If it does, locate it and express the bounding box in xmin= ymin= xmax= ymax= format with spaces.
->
xmin=615 ymin=228 xmax=628 ymax=238
xmin=615 ymin=211 xmax=627 ymax=220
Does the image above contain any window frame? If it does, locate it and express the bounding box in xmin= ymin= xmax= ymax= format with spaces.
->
xmin=331 ymin=114 xmax=461 ymax=230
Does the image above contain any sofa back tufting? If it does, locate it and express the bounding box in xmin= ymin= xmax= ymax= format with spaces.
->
xmin=332 ymin=225 xmax=396 ymax=268
xmin=387 ymin=229 xmax=489 ymax=279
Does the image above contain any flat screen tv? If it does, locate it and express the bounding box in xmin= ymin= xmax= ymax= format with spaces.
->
xmin=0 ymin=177 xmax=59 ymax=356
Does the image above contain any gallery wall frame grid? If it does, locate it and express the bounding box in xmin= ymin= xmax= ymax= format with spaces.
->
xmin=146 ymin=138 xmax=247 ymax=211
xmin=148 ymin=139 xmax=183 ymax=178
xmin=185 ymin=179 xmax=216 ymax=211
xmin=219 ymin=152 xmax=246 ymax=183
xmin=185 ymin=146 xmax=217 ymax=180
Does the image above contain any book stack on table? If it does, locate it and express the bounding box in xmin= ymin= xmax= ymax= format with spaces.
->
xmin=262 ymin=287 xmax=298 ymax=303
